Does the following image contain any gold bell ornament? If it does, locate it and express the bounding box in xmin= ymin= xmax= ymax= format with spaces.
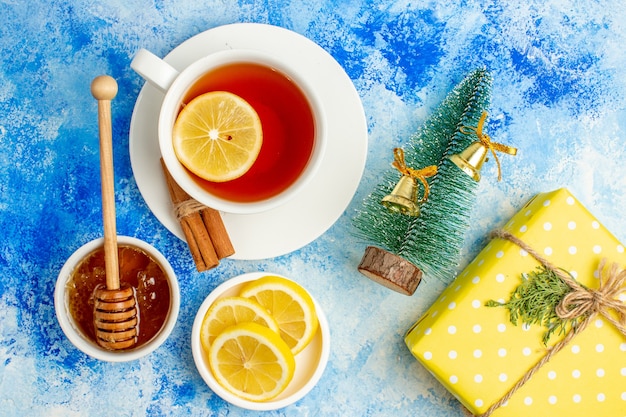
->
xmin=381 ymin=148 xmax=437 ymax=217
xmin=449 ymin=111 xmax=517 ymax=181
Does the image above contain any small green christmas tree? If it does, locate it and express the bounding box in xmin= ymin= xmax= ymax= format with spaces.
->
xmin=354 ymin=68 xmax=515 ymax=294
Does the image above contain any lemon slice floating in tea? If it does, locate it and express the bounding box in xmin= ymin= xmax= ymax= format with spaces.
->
xmin=200 ymin=296 xmax=280 ymax=349
xmin=208 ymin=322 xmax=296 ymax=402
xmin=239 ymin=276 xmax=319 ymax=355
xmin=172 ymin=91 xmax=263 ymax=182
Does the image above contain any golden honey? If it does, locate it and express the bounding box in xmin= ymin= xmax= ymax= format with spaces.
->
xmin=67 ymin=244 xmax=171 ymax=349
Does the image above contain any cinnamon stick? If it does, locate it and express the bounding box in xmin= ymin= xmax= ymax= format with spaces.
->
xmin=160 ymin=159 xmax=227 ymax=271
xmin=201 ymin=208 xmax=235 ymax=259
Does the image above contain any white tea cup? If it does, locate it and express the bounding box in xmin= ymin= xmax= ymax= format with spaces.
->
xmin=131 ymin=48 xmax=327 ymax=215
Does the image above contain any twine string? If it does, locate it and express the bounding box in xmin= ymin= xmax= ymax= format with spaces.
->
xmin=556 ymin=260 xmax=626 ymax=334
xmin=473 ymin=229 xmax=626 ymax=417
xmin=390 ymin=147 xmax=437 ymax=204
xmin=174 ymin=199 xmax=206 ymax=220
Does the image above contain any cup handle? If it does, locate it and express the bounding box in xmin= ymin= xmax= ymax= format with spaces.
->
xmin=130 ymin=48 xmax=180 ymax=92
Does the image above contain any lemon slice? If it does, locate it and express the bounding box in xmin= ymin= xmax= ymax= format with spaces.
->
xmin=208 ymin=322 xmax=296 ymax=402
xmin=200 ymin=296 xmax=280 ymax=349
xmin=239 ymin=276 xmax=319 ymax=355
xmin=172 ymin=91 xmax=263 ymax=182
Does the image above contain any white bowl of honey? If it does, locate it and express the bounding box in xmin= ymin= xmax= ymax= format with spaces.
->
xmin=54 ymin=236 xmax=180 ymax=362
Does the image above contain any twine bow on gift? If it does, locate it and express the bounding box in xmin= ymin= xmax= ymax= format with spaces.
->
xmin=390 ymin=147 xmax=438 ymax=204
xmin=554 ymin=259 xmax=626 ymax=334
xmin=460 ymin=112 xmax=517 ymax=181
xmin=474 ymin=229 xmax=626 ymax=417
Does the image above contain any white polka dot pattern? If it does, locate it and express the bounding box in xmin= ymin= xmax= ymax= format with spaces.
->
xmin=405 ymin=189 xmax=626 ymax=416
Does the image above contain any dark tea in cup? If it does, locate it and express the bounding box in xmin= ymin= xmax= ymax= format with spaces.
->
xmin=132 ymin=48 xmax=327 ymax=214
xmin=180 ymin=62 xmax=316 ymax=203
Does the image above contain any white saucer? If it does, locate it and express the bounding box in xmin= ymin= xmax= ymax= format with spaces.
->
xmin=129 ymin=23 xmax=368 ymax=260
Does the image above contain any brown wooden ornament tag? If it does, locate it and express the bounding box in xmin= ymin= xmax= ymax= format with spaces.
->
xmin=357 ymin=246 xmax=423 ymax=295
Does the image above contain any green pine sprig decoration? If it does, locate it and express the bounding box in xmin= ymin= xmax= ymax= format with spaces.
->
xmin=486 ymin=266 xmax=584 ymax=345
xmin=353 ymin=68 xmax=492 ymax=284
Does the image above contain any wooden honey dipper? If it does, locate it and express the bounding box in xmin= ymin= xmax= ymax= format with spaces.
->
xmin=91 ymin=75 xmax=139 ymax=350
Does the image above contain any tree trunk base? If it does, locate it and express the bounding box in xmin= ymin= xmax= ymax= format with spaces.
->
xmin=357 ymin=246 xmax=423 ymax=295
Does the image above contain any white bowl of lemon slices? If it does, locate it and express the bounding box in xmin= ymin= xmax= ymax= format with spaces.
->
xmin=191 ymin=272 xmax=330 ymax=410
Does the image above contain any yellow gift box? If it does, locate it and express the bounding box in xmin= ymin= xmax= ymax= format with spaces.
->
xmin=405 ymin=188 xmax=626 ymax=416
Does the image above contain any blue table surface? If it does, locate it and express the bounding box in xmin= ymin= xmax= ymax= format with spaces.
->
xmin=2 ymin=1 xmax=626 ymax=416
